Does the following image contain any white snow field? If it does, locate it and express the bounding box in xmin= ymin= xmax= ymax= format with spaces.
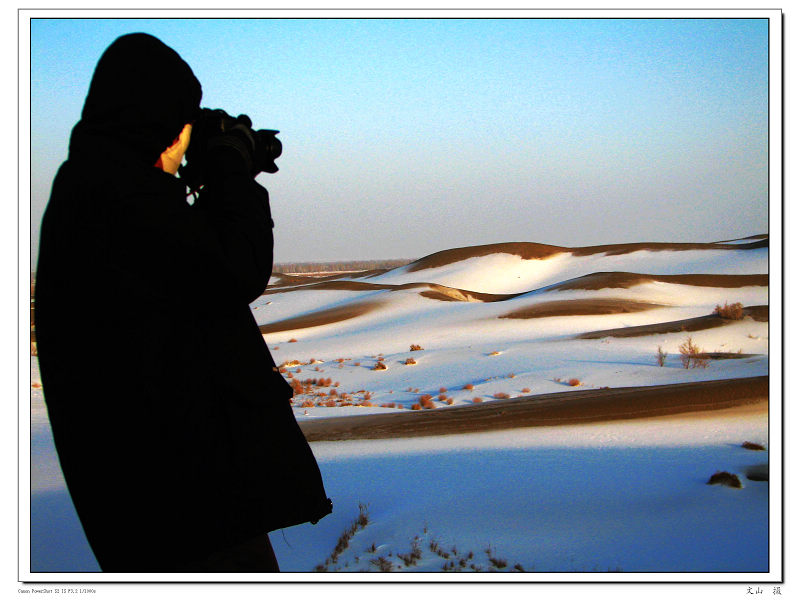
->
xmin=27 ymin=236 xmax=776 ymax=581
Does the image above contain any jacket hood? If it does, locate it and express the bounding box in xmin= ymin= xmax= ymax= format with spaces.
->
xmin=70 ymin=33 xmax=202 ymax=166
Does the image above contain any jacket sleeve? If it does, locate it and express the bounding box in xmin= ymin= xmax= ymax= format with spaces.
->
xmin=109 ymin=154 xmax=276 ymax=306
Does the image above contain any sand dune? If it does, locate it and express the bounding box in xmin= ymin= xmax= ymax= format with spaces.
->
xmin=262 ymin=279 xmax=520 ymax=302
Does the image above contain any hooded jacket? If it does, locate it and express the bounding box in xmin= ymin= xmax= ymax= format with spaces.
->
xmin=34 ymin=33 xmax=331 ymax=572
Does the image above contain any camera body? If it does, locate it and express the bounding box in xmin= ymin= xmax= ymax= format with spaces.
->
xmin=179 ymin=108 xmax=282 ymax=194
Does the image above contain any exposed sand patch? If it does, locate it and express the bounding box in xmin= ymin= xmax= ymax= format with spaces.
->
xmin=568 ymin=238 xmax=767 ymax=256
xmin=547 ymin=272 xmax=768 ymax=292
xmin=499 ymin=298 xmax=664 ymax=319
xmin=576 ymin=305 xmax=768 ymax=339
xmin=300 ymin=376 xmax=768 ymax=441
xmin=419 ymin=284 xmax=518 ymax=303
xmin=258 ymin=300 xmax=385 ymax=335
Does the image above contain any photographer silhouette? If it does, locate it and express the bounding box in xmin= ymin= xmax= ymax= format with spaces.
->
xmin=35 ymin=33 xmax=331 ymax=573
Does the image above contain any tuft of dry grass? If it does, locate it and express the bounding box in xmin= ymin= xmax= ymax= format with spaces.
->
xmin=707 ymin=471 xmax=742 ymax=488
xmin=493 ymin=392 xmax=510 ymax=399
xmin=520 ymin=387 xmax=530 ymax=393
xmin=567 ymin=378 xmax=581 ymax=387
xmin=742 ymin=441 xmax=766 ymax=451
xmin=404 ymin=358 xmax=417 ymax=365
xmin=411 ymin=403 xmax=422 ymax=410
xmin=369 ymin=556 xmax=394 ymax=572
xmin=372 ymin=361 xmax=388 ymax=371
xmin=679 ymin=336 xmax=709 ymax=369
xmin=472 ymin=397 xmax=483 ymax=403
xmin=288 ymin=338 xmax=298 ymax=343
xmin=656 ymin=345 xmax=668 ymax=367
xmin=314 ymin=503 xmax=370 ymax=571
xmin=713 ymin=301 xmax=744 ymax=320
xmin=463 ymin=383 xmax=474 ymax=390
xmin=410 ymin=344 xmax=424 ymax=351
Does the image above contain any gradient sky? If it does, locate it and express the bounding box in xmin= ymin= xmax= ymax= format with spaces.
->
xmin=29 ymin=16 xmax=771 ymax=263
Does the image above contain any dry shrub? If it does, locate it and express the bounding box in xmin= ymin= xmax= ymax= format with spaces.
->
xmin=411 ymin=403 xmax=422 ymax=410
xmin=445 ymin=397 xmax=454 ymax=405
xmin=372 ymin=362 xmax=388 ymax=371
xmin=288 ymin=338 xmax=298 ymax=343
xmin=508 ymin=373 xmax=516 ymax=379
xmin=439 ymin=387 xmax=448 ymax=393
xmin=472 ymin=397 xmax=482 ymax=403
xmin=381 ymin=402 xmax=396 ymax=408
xmin=742 ymin=441 xmax=766 ymax=451
xmin=521 ymin=387 xmax=530 ymax=393
xmin=404 ymin=358 xmax=417 ymax=365
xmin=420 ymin=395 xmax=435 ymax=409
xmin=567 ymin=378 xmax=581 ymax=387
xmin=488 ymin=351 xmax=501 ymax=356
xmin=679 ymin=336 xmax=709 ymax=369
xmin=463 ymin=383 xmax=474 ymax=390
xmin=301 ymin=399 xmax=315 ymax=408
xmin=493 ymin=392 xmax=510 ymax=399
xmin=438 ymin=394 xmax=448 ymax=402
xmin=656 ymin=345 xmax=668 ymax=367
xmin=410 ymin=344 xmax=423 ymax=351
xmin=707 ymin=471 xmax=742 ymax=488
xmin=714 ymin=301 xmax=744 ymax=320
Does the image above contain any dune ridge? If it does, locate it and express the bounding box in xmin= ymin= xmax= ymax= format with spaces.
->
xmin=576 ymin=305 xmax=769 ymax=339
xmin=300 ymin=376 xmax=768 ymax=441
xmin=403 ymin=238 xmax=767 ymax=273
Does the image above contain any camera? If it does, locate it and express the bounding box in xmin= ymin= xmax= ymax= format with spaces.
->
xmin=179 ymin=108 xmax=282 ymax=194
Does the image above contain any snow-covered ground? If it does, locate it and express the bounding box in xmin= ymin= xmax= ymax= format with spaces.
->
xmin=25 ymin=237 xmax=778 ymax=582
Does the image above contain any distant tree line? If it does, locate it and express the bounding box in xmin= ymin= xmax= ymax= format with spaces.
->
xmin=274 ymin=258 xmax=414 ymax=274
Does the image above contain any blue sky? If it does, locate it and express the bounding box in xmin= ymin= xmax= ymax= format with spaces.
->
xmin=29 ymin=16 xmax=770 ymax=263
